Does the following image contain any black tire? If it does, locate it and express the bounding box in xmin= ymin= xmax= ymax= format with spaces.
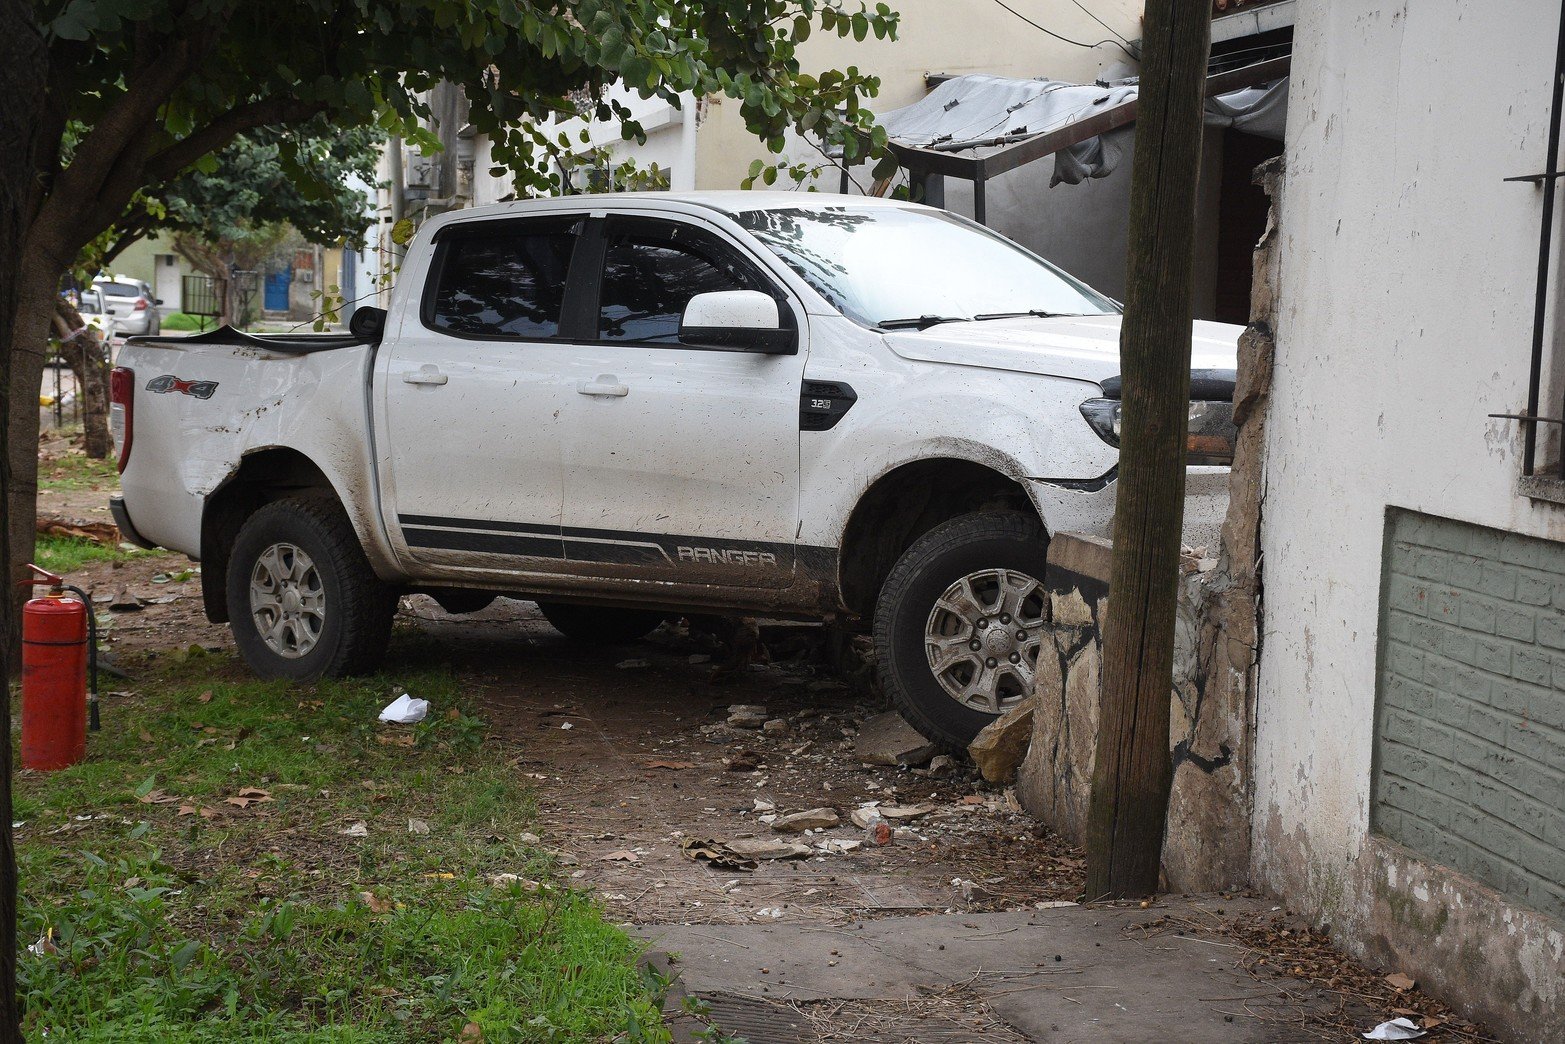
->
xmin=874 ymin=511 xmax=1049 ymax=748
xmin=537 ymin=602 xmax=665 ymax=643
xmin=226 ymin=496 xmax=396 ymax=681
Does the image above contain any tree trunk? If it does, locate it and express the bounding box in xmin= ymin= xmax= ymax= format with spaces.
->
xmin=51 ymin=299 xmax=111 ymax=459
xmin=1084 ymin=0 xmax=1212 ymax=901
xmin=0 ymin=2 xmax=47 ymax=1037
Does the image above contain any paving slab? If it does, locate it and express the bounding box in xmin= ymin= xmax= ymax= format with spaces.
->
xmin=643 ymin=897 xmax=1363 ymax=1042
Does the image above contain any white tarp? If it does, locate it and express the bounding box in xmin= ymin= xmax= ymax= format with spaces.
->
xmin=880 ymin=73 xmax=1288 ymax=187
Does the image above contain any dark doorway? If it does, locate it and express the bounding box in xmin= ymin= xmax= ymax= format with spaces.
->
xmin=1213 ymin=129 xmax=1285 ymax=326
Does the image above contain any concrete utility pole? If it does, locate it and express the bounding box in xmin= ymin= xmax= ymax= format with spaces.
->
xmin=1084 ymin=0 xmax=1212 ymax=900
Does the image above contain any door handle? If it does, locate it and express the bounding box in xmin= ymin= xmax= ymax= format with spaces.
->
xmin=577 ymin=375 xmax=629 ymax=397
xmin=403 ymin=365 xmax=448 ymax=386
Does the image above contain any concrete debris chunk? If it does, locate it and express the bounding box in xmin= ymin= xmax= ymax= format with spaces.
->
xmin=818 ymin=838 xmax=862 ymax=855
xmin=876 ymin=803 xmax=936 ymax=822
xmin=967 ymin=699 xmax=1036 ymax=782
xmin=725 ymin=837 xmax=813 ymax=860
xmin=854 ymin=711 xmax=938 ymax=767
xmin=770 ymin=807 xmax=840 ymax=833
xmin=762 ymin=718 xmax=790 ymax=736
xmin=727 ymin=704 xmax=769 ymax=729
xmin=849 ymin=804 xmax=881 ymax=830
xmin=927 ymin=754 xmax=958 ymax=776
xmin=108 ymin=586 xmax=145 ymax=612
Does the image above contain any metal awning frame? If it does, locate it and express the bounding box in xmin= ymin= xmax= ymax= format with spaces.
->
xmin=877 ymin=55 xmax=1291 ymax=224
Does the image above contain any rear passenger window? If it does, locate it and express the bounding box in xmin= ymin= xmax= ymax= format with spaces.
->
xmin=428 ymin=223 xmax=577 ymax=339
xmin=597 ymin=224 xmax=766 ymax=344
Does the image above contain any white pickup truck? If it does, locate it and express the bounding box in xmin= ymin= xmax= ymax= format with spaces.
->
xmin=111 ymin=192 xmax=1240 ymax=746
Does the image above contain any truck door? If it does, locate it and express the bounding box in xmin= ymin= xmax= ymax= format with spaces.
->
xmin=375 ymin=214 xmax=583 ymax=578
xmin=556 ymin=215 xmax=805 ymax=589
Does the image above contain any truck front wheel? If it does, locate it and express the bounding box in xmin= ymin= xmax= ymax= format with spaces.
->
xmin=226 ymin=497 xmax=397 ymax=681
xmin=875 ymin=511 xmax=1049 ymax=748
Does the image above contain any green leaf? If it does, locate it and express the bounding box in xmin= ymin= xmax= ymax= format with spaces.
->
xmin=133 ymin=775 xmax=157 ymax=799
xmin=169 ymin=939 xmax=202 ymax=973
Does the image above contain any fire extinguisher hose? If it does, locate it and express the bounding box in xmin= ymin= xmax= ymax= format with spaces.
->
xmin=61 ymin=584 xmax=99 ymax=732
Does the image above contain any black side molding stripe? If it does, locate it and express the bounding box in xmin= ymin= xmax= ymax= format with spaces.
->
xmin=398 ymin=514 xmax=839 ymax=574
xmin=402 ymin=527 xmax=564 ymax=558
xmin=399 ymin=514 xmax=558 ymax=535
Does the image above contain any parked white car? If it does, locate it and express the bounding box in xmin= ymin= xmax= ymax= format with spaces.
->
xmin=94 ymin=275 xmax=161 ymax=336
xmin=110 ymin=193 xmax=1240 ymax=746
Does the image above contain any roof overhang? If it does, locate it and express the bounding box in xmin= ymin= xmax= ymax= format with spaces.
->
xmin=889 ymin=55 xmax=1290 ymax=182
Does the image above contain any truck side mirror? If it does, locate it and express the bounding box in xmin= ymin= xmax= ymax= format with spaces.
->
xmin=679 ymin=290 xmax=796 ymax=355
xmin=349 ymin=305 xmax=387 ymax=344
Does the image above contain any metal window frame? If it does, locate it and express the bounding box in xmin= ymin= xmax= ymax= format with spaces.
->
xmin=1498 ymin=2 xmax=1565 ymax=478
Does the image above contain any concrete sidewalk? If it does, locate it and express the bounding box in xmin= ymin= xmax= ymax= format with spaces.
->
xmin=644 ymin=897 xmax=1376 ymax=1042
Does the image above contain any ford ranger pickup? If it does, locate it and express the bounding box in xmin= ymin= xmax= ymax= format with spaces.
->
xmin=110 ymin=192 xmax=1241 ymax=746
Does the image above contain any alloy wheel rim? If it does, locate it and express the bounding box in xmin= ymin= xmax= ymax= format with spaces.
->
xmin=249 ymin=542 xmax=325 ymax=658
xmin=924 ymin=567 xmax=1046 ymax=714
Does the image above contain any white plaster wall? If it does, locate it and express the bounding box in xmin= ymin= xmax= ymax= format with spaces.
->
xmin=1257 ymin=0 xmax=1565 ymax=909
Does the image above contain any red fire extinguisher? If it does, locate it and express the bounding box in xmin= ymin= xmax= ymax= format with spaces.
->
xmin=20 ymin=564 xmax=99 ymax=772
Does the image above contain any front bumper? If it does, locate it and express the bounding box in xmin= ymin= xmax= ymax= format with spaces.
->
xmin=110 ymin=494 xmax=157 ymax=550
xmin=1028 ymin=465 xmax=1230 ymax=550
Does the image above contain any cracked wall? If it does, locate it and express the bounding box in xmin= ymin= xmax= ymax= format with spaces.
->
xmin=1254 ymin=3 xmax=1565 ymax=1039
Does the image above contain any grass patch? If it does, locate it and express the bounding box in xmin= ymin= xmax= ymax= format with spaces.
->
xmin=38 ymin=452 xmax=120 ymax=493
xmin=15 ymin=650 xmax=667 ymax=1042
xmin=160 ymin=312 xmax=212 ymax=333
xmin=33 ymin=534 xmax=145 ymax=574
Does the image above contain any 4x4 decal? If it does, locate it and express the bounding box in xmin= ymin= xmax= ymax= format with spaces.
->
xmin=146 ymin=374 xmax=219 ymax=399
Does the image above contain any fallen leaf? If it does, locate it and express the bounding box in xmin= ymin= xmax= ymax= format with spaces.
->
xmin=446 ymin=708 xmax=461 ymax=721
xmin=197 ymin=690 xmax=212 ymax=704
xmin=224 ymin=788 xmax=273 ymax=809
xmin=1385 ymin=972 xmax=1416 ymax=992
xmin=136 ymin=728 xmax=154 ymax=743
xmin=340 ymin=821 xmax=368 ymax=837
xmin=374 ymin=733 xmax=416 ymax=748
xmin=600 ymin=850 xmax=639 ymax=862
xmin=360 ymin=891 xmax=393 ymax=915
xmin=959 ymin=795 xmax=985 ymax=806
xmin=458 ymin=1022 xmax=484 ymax=1043
xmin=407 ymin=818 xmax=431 ymax=835
xmin=422 ymin=872 xmax=455 ymax=880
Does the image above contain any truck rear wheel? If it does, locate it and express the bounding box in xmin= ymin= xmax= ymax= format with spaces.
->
xmin=874 ymin=511 xmax=1049 ymax=748
xmin=226 ymin=497 xmax=396 ymax=681
xmin=537 ymin=602 xmax=665 ymax=644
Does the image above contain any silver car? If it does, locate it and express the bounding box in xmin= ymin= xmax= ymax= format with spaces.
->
xmin=93 ymin=276 xmax=161 ymax=336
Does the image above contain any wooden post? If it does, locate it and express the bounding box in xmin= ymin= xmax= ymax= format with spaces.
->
xmin=0 ymin=2 xmax=43 ymax=1036
xmin=1084 ymin=0 xmax=1212 ymax=900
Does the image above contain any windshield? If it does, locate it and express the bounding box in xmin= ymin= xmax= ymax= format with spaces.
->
xmin=734 ymin=206 xmax=1116 ymax=328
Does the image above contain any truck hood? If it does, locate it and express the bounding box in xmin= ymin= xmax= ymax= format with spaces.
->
xmin=882 ymin=313 xmax=1241 ymax=386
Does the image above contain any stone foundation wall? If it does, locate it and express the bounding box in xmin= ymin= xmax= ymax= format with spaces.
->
xmin=1014 ymin=533 xmax=1252 ymax=891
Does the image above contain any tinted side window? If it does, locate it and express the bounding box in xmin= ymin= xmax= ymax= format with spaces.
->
xmin=98 ymin=282 xmax=141 ymax=297
xmin=429 ymin=225 xmax=577 ymax=339
xmin=597 ymin=228 xmax=762 ymax=344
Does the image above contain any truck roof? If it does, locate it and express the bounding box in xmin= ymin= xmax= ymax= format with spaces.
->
xmin=427 ymin=190 xmax=920 ymax=226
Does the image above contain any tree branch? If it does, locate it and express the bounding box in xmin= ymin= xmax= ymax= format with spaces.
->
xmin=144 ymin=97 xmax=328 ymax=184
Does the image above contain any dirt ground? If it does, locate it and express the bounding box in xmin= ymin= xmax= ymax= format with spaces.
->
xmin=43 ymin=465 xmax=1494 ymax=1043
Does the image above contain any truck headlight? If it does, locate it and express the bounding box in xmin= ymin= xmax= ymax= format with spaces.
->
xmin=1079 ymin=397 xmax=1236 ymax=466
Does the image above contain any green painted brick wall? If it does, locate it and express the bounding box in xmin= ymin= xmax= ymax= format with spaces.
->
xmin=1374 ymin=509 xmax=1565 ymax=922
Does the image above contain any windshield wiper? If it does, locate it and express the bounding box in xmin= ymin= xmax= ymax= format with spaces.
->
xmin=877 ymin=315 xmax=969 ymax=331
xmin=972 ymin=309 xmax=1085 ymax=321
